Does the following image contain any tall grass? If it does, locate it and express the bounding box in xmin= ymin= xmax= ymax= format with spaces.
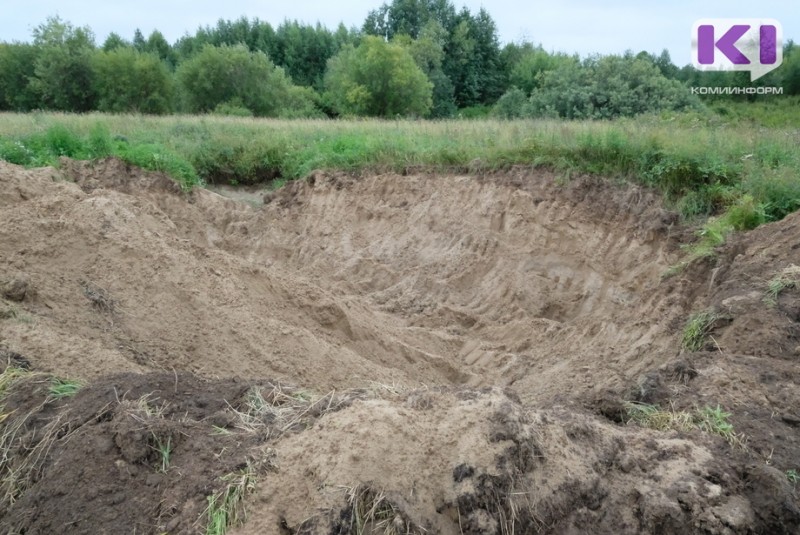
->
xmin=0 ymin=111 xmax=798 ymax=224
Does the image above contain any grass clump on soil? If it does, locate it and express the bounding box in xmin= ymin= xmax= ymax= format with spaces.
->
xmin=681 ymin=309 xmax=721 ymax=352
xmin=787 ymin=469 xmax=799 ymax=486
xmin=230 ymin=383 xmax=353 ymax=435
xmin=344 ymin=484 xmax=423 ymax=535
xmin=764 ymin=264 xmax=800 ymax=306
xmin=47 ymin=377 xmax=82 ymax=399
xmin=204 ymin=464 xmax=257 ymax=535
xmin=151 ymin=434 xmax=172 ymax=473
xmin=625 ymin=402 xmax=746 ymax=448
xmin=665 ymin=194 xmax=767 ymax=276
xmin=0 ymin=366 xmax=79 ymax=506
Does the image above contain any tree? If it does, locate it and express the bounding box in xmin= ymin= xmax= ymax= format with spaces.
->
xmin=92 ymin=48 xmax=173 ymax=113
xmin=0 ymin=43 xmax=39 ymax=110
xmin=29 ymin=16 xmax=97 ymax=111
xmin=364 ymin=0 xmax=501 ymax=108
xmin=505 ymin=43 xmax=578 ymax=95
xmin=176 ymin=44 xmax=317 ymax=117
xmin=276 ymin=21 xmax=338 ymax=89
xmin=394 ymin=20 xmax=456 ymax=116
xmin=324 ymin=35 xmax=432 ymax=117
xmin=145 ymin=30 xmax=177 ymax=68
xmin=528 ymin=54 xmax=698 ymax=119
xmin=102 ymin=32 xmax=129 ymax=52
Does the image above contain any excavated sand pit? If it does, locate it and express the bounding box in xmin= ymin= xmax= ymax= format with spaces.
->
xmin=0 ymin=158 xmax=798 ymax=533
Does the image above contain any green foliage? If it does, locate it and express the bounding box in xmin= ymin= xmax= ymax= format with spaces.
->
xmin=764 ymin=265 xmax=800 ymax=306
xmin=205 ymin=466 xmax=256 ymax=535
xmin=492 ymin=87 xmax=528 ymax=119
xmin=176 ymin=44 xmax=318 ymax=118
xmin=28 ymin=17 xmax=97 ymax=112
xmin=505 ymin=44 xmax=577 ymax=95
xmin=626 ymin=402 xmax=746 ymax=448
xmin=44 ymin=124 xmax=88 ymax=158
xmin=695 ymin=405 xmax=744 ymax=447
xmin=788 ymin=469 xmax=799 ymax=485
xmin=48 ymin=378 xmax=82 ymax=399
xmin=149 ymin=432 xmax=172 ymax=473
xmin=0 ymin=113 xmax=798 ymax=238
xmin=325 ymin=36 xmax=432 ymax=117
xmin=0 ymin=43 xmax=39 ymax=111
xmin=87 ymin=122 xmax=114 ymax=157
xmin=114 ymin=142 xmax=201 ymax=190
xmin=529 ymin=54 xmax=698 ymax=119
xmin=212 ymin=100 xmax=254 ymax=117
xmin=92 ymin=48 xmax=173 ymax=114
xmin=724 ymin=194 xmax=766 ymax=231
xmin=0 ymin=139 xmax=36 ymax=166
xmin=682 ymin=310 xmax=721 ymax=352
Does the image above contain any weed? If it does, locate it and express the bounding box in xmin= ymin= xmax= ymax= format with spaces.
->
xmin=204 ymin=464 xmax=257 ymax=535
xmin=136 ymin=394 xmax=169 ymax=418
xmin=625 ymin=401 xmax=747 ymax=449
xmin=682 ymin=310 xmax=721 ymax=352
xmin=787 ymin=469 xmax=799 ymax=485
xmin=1 ymin=367 xmax=79 ymax=506
xmin=231 ymin=383 xmax=349 ymax=435
xmin=151 ymin=434 xmax=172 ymax=473
xmin=344 ymin=484 xmax=422 ymax=535
xmin=624 ymin=402 xmax=695 ymax=432
xmin=764 ymin=265 xmax=800 ymax=306
xmin=48 ymin=377 xmax=82 ymax=399
xmin=0 ymin=304 xmax=33 ymax=324
xmin=695 ymin=405 xmax=746 ymax=448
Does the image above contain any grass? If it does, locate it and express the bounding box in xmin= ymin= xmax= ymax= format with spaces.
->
xmin=204 ymin=464 xmax=257 ymax=535
xmin=764 ymin=264 xmax=800 ymax=305
xmin=625 ymin=402 xmax=746 ymax=448
xmin=0 ymin=111 xmax=797 ymax=227
xmin=230 ymin=383 xmax=350 ymax=435
xmin=151 ymin=434 xmax=172 ymax=473
xmin=48 ymin=377 xmax=82 ymax=399
xmin=787 ymin=469 xmax=799 ymax=486
xmin=0 ymin=366 xmax=80 ymax=506
xmin=344 ymin=484 xmax=422 ymax=535
xmin=0 ymin=304 xmax=33 ymax=324
xmin=681 ymin=310 xmax=722 ymax=352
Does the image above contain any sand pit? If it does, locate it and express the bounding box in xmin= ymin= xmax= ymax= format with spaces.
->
xmin=1 ymin=158 xmax=798 ymax=533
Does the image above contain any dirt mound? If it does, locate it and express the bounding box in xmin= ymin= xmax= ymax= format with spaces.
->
xmin=1 ymin=158 xmax=799 ymax=533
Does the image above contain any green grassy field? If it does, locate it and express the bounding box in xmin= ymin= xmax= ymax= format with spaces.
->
xmin=0 ymin=108 xmax=798 ymax=233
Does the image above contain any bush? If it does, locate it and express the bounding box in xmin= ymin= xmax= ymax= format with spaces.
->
xmin=177 ymin=44 xmax=307 ymax=117
xmin=529 ymin=55 xmax=699 ymax=119
xmin=44 ymin=124 xmax=87 ymax=157
xmin=92 ymin=48 xmax=173 ymax=114
xmin=492 ymin=88 xmax=529 ymax=119
xmin=324 ymin=36 xmax=432 ymax=117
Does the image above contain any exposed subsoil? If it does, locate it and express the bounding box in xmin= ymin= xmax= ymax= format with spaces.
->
xmin=0 ymin=157 xmax=798 ymax=534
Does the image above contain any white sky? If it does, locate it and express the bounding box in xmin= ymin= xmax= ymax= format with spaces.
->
xmin=1 ymin=0 xmax=797 ymax=67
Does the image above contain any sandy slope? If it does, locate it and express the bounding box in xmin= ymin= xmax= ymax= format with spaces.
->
xmin=1 ymin=158 xmax=798 ymax=534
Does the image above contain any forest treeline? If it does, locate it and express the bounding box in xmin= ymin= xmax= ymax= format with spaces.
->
xmin=1 ymin=0 xmax=799 ymax=119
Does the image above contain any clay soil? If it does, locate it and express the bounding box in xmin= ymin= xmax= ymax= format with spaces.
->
xmin=0 ymin=158 xmax=798 ymax=534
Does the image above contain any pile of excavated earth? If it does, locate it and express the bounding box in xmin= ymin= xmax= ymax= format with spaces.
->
xmin=0 ymin=157 xmax=798 ymax=534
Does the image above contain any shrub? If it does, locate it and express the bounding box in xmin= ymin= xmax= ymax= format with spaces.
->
xmin=529 ymin=55 xmax=699 ymax=119
xmin=492 ymin=87 xmax=529 ymax=119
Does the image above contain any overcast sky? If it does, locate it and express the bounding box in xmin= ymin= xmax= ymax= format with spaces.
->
xmin=1 ymin=0 xmax=796 ymax=67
